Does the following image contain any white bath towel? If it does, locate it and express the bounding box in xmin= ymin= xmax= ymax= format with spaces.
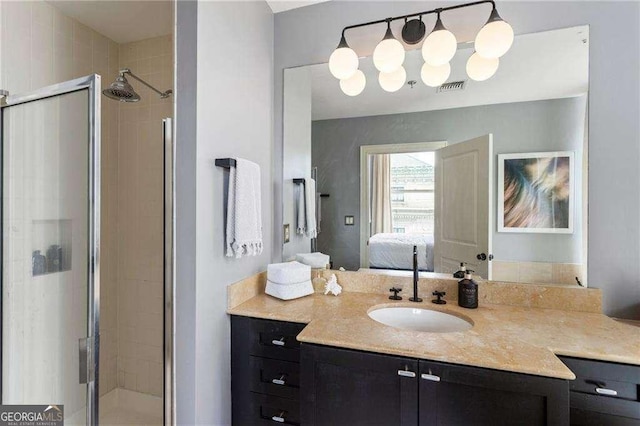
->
xmin=296 ymin=182 xmax=305 ymax=235
xmin=226 ymin=158 xmax=263 ymax=258
xmin=305 ymin=178 xmax=317 ymax=238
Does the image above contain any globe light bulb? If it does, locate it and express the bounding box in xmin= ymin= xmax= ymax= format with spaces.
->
xmin=420 ymin=62 xmax=451 ymax=87
xmin=421 ymin=16 xmax=457 ymax=66
xmin=378 ymin=66 xmax=406 ymax=93
xmin=474 ymin=8 xmax=514 ymax=59
xmin=466 ymin=52 xmax=499 ymax=81
xmin=373 ymin=25 xmax=406 ymax=73
xmin=340 ymin=70 xmax=366 ymax=96
xmin=329 ymin=35 xmax=359 ymax=80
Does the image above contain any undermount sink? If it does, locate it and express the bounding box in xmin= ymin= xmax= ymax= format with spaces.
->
xmin=368 ymin=306 xmax=473 ymax=333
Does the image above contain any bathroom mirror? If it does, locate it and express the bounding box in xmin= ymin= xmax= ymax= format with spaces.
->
xmin=282 ymin=25 xmax=589 ymax=286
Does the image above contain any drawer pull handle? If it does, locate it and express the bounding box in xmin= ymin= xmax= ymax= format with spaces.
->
xmin=397 ymin=370 xmax=416 ymax=378
xmin=272 ymin=338 xmax=285 ymax=346
xmin=272 ymin=411 xmax=286 ymax=423
xmin=272 ymin=375 xmax=286 ymax=386
xmin=421 ymin=373 xmax=441 ymax=382
xmin=595 ymin=387 xmax=618 ymax=396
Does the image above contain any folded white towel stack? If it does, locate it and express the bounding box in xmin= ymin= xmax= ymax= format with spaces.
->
xmin=226 ymin=158 xmax=263 ymax=258
xmin=296 ymin=252 xmax=330 ymax=269
xmin=265 ymin=261 xmax=314 ymax=300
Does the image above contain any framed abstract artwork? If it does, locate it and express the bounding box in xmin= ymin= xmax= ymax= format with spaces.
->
xmin=498 ymin=151 xmax=574 ymax=233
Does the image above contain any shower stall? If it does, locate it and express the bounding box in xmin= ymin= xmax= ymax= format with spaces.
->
xmin=0 ymin=2 xmax=175 ymax=424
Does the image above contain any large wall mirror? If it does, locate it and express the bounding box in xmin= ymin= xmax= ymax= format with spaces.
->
xmin=282 ymin=25 xmax=589 ymax=286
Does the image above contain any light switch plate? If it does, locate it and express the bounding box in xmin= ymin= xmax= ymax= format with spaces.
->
xmin=345 ymin=216 xmax=354 ymax=226
xmin=283 ymin=224 xmax=290 ymax=243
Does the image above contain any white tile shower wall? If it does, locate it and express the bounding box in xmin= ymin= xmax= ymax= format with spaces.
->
xmin=0 ymin=1 xmax=120 ymax=397
xmin=116 ymin=35 xmax=173 ymax=397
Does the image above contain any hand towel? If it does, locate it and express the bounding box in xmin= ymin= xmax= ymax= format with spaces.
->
xmin=267 ymin=261 xmax=311 ymax=285
xmin=305 ymin=178 xmax=317 ymax=238
xmin=296 ymin=182 xmax=305 ymax=235
xmin=226 ymin=158 xmax=263 ymax=258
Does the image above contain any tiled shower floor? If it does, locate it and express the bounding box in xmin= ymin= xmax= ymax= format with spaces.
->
xmin=66 ymin=388 xmax=163 ymax=425
xmin=100 ymin=388 xmax=163 ymax=426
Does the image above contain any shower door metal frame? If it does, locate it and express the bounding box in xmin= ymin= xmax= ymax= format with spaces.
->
xmin=163 ymin=117 xmax=175 ymax=426
xmin=0 ymin=74 xmax=101 ymax=426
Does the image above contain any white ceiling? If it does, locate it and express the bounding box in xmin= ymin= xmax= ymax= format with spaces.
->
xmin=266 ymin=0 xmax=330 ymax=13
xmin=50 ymin=1 xmax=173 ymax=44
xmin=309 ymin=26 xmax=589 ymax=120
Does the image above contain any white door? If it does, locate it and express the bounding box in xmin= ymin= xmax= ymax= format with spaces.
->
xmin=434 ymin=134 xmax=493 ymax=279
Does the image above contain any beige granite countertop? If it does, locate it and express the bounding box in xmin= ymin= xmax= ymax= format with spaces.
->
xmin=228 ymin=291 xmax=640 ymax=380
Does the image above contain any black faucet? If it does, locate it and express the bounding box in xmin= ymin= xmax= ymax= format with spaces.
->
xmin=409 ymin=245 xmax=422 ymax=302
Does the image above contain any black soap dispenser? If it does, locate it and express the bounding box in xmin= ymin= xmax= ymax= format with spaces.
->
xmin=458 ymin=269 xmax=478 ymax=309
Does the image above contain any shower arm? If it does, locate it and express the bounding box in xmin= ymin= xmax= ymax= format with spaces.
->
xmin=120 ymin=68 xmax=172 ymax=98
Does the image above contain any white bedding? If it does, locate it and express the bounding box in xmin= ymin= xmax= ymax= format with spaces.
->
xmin=369 ymin=233 xmax=434 ymax=271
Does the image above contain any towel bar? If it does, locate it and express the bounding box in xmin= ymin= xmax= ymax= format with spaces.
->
xmin=215 ymin=158 xmax=236 ymax=168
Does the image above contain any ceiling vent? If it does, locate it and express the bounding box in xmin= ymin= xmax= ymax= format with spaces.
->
xmin=438 ymin=80 xmax=466 ymax=93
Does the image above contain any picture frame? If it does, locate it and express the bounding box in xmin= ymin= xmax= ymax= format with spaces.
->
xmin=498 ymin=151 xmax=574 ymax=234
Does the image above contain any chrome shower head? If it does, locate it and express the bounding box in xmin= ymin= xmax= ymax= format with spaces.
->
xmin=102 ymin=74 xmax=140 ymax=102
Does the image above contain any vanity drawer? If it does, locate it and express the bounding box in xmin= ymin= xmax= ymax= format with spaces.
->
xmin=569 ymin=392 xmax=640 ymax=423
xmin=249 ymin=356 xmax=300 ymax=399
xmin=233 ymin=315 xmax=306 ymax=362
xmin=248 ymin=393 xmax=300 ymax=426
xmin=559 ymin=356 xmax=640 ymax=401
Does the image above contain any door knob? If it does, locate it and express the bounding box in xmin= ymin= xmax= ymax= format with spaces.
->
xmin=476 ymin=253 xmax=487 ymax=261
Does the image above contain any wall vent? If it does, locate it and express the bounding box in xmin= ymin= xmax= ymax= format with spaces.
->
xmin=438 ymin=80 xmax=466 ymax=93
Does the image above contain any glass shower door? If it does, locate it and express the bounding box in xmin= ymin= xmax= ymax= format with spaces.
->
xmin=0 ymin=75 xmax=100 ymax=425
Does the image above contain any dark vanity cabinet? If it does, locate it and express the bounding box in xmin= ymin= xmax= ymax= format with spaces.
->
xmin=231 ymin=315 xmax=306 ymax=425
xmin=301 ymin=343 xmax=569 ymax=426
xmin=558 ymin=356 xmax=640 ymax=425
xmin=418 ymin=359 xmax=569 ymax=426
xmin=232 ymin=316 xmax=638 ymax=426
xmin=300 ymin=343 xmax=419 ymax=425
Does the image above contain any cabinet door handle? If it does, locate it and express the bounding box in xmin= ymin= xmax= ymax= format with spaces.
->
xmin=397 ymin=370 xmax=416 ymax=378
xmin=272 ymin=411 xmax=286 ymax=423
xmin=272 ymin=375 xmax=286 ymax=385
xmin=595 ymin=387 xmax=617 ymax=396
xmin=271 ymin=338 xmax=285 ymax=346
xmin=421 ymin=373 xmax=441 ymax=382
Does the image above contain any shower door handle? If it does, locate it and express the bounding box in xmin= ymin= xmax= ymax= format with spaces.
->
xmin=79 ymin=336 xmax=95 ymax=384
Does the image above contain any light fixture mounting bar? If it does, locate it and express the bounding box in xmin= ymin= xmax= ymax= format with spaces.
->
xmin=340 ymin=0 xmax=495 ymax=37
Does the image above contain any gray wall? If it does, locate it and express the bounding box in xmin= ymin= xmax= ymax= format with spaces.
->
xmin=177 ymin=1 xmax=274 ymax=424
xmin=313 ymin=97 xmax=586 ymax=271
xmin=274 ymin=1 xmax=640 ymax=319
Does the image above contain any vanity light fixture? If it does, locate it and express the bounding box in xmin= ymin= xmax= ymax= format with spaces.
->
xmin=474 ymin=7 xmax=514 ymax=59
xmin=330 ymin=0 xmax=514 ymax=96
xmin=421 ymin=13 xmax=457 ymax=66
xmin=373 ymin=21 xmax=406 ymax=73
xmin=421 ymin=62 xmax=451 ymax=87
xmin=340 ymin=69 xmax=367 ymax=96
xmin=329 ymin=34 xmax=359 ymax=80
xmin=379 ymin=66 xmax=407 ymax=92
xmin=466 ymin=52 xmax=499 ymax=81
